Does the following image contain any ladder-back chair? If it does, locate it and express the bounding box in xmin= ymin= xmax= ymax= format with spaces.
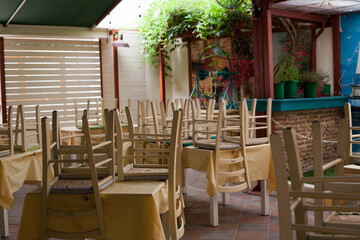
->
xmin=242 ymin=98 xmax=272 ymax=146
xmin=117 ymin=105 xmax=183 ymax=181
xmin=270 ymin=128 xmax=360 ymax=240
xmin=14 ymin=104 xmax=41 ymax=152
xmin=0 ymin=106 xmax=13 ymax=155
xmin=41 ymin=110 xmax=115 ymax=240
xmin=193 ymin=100 xmax=251 ymax=226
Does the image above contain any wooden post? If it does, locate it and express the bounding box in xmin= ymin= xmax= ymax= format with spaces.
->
xmin=332 ymin=15 xmax=341 ymax=96
xmin=0 ymin=37 xmax=7 ymax=123
xmin=113 ymin=45 xmax=120 ymax=109
xmin=159 ymin=43 xmax=166 ymax=103
xmin=252 ymin=0 xmax=274 ymax=99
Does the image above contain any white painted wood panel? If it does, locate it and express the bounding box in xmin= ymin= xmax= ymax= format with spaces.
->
xmin=117 ymin=31 xmax=147 ymax=123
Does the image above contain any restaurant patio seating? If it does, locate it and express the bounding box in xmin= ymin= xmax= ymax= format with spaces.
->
xmin=14 ymin=104 xmax=41 ymax=152
xmin=270 ymin=128 xmax=360 ymax=240
xmin=0 ymin=106 xmax=13 ymax=155
xmin=40 ymin=111 xmax=115 ymax=239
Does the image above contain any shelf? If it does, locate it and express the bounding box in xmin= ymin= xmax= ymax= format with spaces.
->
xmin=247 ymin=96 xmax=347 ymax=112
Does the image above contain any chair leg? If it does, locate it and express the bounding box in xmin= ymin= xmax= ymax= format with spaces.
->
xmin=261 ymin=180 xmax=269 ymax=216
xmin=210 ymin=194 xmax=219 ymax=227
xmin=222 ymin=184 xmax=230 ymax=205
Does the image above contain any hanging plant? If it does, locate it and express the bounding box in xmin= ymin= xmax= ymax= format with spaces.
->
xmin=138 ymin=0 xmax=253 ymax=77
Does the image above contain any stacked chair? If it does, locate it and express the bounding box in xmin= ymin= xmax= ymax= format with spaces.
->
xmin=115 ymin=106 xmax=185 ymax=239
xmin=270 ymin=125 xmax=360 ymax=239
xmin=192 ymin=100 xmax=251 ymax=226
xmin=0 ymin=106 xmax=14 ymax=155
xmin=41 ymin=110 xmax=115 ymax=239
xmin=241 ymin=98 xmax=272 ymax=146
xmin=14 ymin=104 xmax=41 ymax=152
xmin=74 ymin=98 xmax=103 ymax=128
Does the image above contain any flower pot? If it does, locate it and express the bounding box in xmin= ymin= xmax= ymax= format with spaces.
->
xmin=321 ymin=84 xmax=331 ymax=96
xmin=304 ymin=82 xmax=318 ymax=98
xmin=284 ymin=80 xmax=299 ymax=99
xmin=274 ymin=83 xmax=284 ymax=99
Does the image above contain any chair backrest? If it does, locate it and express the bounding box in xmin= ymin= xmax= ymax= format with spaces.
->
xmin=14 ymin=104 xmax=41 ymax=152
xmin=74 ymin=98 xmax=103 ymax=128
xmin=0 ymin=106 xmax=14 ymax=155
xmin=241 ymin=98 xmax=272 ymax=145
xmin=343 ymin=102 xmax=360 ymax=164
xmin=271 ymin=128 xmax=360 ymax=240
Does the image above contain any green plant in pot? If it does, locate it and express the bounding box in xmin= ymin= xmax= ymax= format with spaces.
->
xmin=319 ymin=72 xmax=331 ymax=96
xmin=299 ymin=71 xmax=319 ymax=98
xmin=274 ymin=54 xmax=299 ymax=99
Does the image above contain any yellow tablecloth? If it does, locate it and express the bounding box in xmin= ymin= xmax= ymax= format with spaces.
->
xmin=182 ymin=144 xmax=275 ymax=196
xmin=18 ymin=181 xmax=168 ymax=240
xmin=0 ymin=149 xmax=42 ymax=209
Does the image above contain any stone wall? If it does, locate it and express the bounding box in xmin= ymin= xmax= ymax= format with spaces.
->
xmin=272 ymin=107 xmax=344 ymax=172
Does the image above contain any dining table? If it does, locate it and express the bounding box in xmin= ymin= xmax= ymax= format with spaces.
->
xmin=182 ymin=143 xmax=275 ymax=226
xmin=17 ymin=181 xmax=169 ymax=240
xmin=0 ymin=149 xmax=43 ymax=238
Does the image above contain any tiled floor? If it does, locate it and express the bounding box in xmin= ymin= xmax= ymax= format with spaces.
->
xmin=4 ymin=169 xmax=281 ymax=240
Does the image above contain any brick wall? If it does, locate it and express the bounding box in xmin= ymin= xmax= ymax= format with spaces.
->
xmin=273 ymin=107 xmax=344 ymax=172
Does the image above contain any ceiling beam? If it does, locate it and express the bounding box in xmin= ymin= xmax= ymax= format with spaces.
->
xmin=92 ymin=0 xmax=123 ymax=30
xmin=270 ymin=8 xmax=330 ymax=23
xmin=4 ymin=0 xmax=27 ymax=27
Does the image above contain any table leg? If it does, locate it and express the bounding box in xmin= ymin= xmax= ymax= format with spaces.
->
xmin=0 ymin=207 xmax=9 ymax=238
xmin=210 ymin=194 xmax=219 ymax=227
xmin=261 ymin=180 xmax=269 ymax=216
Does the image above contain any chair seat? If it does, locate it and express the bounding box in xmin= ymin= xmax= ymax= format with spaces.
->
xmin=248 ymin=138 xmax=268 ymax=145
xmin=124 ymin=163 xmax=168 ymax=181
xmin=50 ymin=177 xmax=113 ymax=194
xmin=195 ymin=139 xmax=240 ymax=150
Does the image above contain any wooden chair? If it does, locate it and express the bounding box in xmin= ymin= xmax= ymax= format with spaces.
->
xmin=270 ymin=128 xmax=360 ymax=240
xmin=344 ymin=102 xmax=360 ymax=164
xmin=193 ymin=100 xmax=251 ymax=226
xmin=0 ymin=106 xmax=14 ymax=155
xmin=74 ymin=98 xmax=103 ymax=128
xmin=117 ymin=105 xmax=183 ymax=181
xmin=138 ymin=100 xmax=154 ymax=134
xmin=41 ymin=110 xmax=115 ymax=240
xmin=119 ymin=97 xmax=131 ymax=123
xmin=191 ymin=98 xmax=217 ymax=142
xmin=14 ymin=104 xmax=41 ymax=152
xmin=242 ymin=98 xmax=272 ymax=146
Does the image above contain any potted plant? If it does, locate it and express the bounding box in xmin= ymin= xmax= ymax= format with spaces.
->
xmin=299 ymin=71 xmax=319 ymax=98
xmin=320 ymin=72 xmax=331 ymax=96
xmin=274 ymin=54 xmax=299 ymax=99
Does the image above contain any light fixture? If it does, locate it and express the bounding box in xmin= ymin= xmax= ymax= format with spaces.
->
xmin=111 ymin=30 xmax=130 ymax=48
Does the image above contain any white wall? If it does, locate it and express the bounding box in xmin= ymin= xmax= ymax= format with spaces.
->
xmin=101 ymin=38 xmax=116 ymax=109
xmin=316 ymin=27 xmax=334 ymax=95
xmin=118 ymin=31 xmax=147 ymax=119
xmin=169 ymin=41 xmax=190 ymax=100
xmin=146 ymin=40 xmax=189 ymax=102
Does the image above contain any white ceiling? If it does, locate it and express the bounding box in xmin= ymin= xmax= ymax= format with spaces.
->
xmin=273 ymin=0 xmax=360 ymax=15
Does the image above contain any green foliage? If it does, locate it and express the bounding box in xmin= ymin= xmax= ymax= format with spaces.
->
xmin=299 ymin=71 xmax=330 ymax=88
xmin=138 ymin=0 xmax=252 ymax=76
xmin=274 ymin=54 xmax=300 ymax=83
